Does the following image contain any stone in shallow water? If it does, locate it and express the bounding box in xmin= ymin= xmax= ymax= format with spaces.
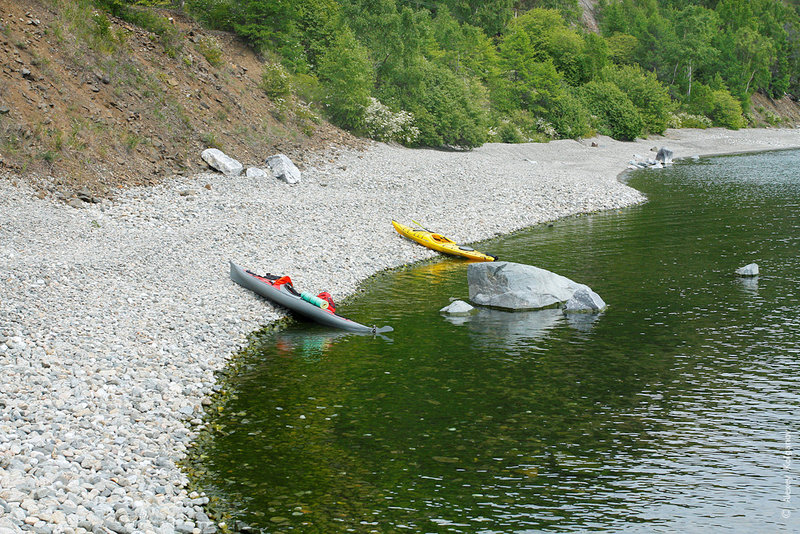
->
xmin=563 ymin=286 xmax=607 ymax=313
xmin=440 ymin=300 xmax=474 ymax=316
xmin=735 ymin=263 xmax=759 ymax=277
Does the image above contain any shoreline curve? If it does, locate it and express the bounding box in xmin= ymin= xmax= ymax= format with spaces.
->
xmin=1 ymin=127 xmax=799 ymax=533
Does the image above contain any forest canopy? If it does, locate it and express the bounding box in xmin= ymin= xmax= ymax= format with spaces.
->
xmin=106 ymin=0 xmax=800 ymax=148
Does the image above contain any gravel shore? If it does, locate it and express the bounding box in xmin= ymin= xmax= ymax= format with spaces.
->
xmin=2 ymin=127 xmax=800 ymax=534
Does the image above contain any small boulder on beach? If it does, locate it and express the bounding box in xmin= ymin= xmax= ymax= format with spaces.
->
xmin=656 ymin=147 xmax=673 ymax=164
xmin=245 ymin=167 xmax=270 ymax=179
xmin=266 ymin=154 xmax=302 ymax=184
xmin=201 ymin=148 xmax=243 ymax=176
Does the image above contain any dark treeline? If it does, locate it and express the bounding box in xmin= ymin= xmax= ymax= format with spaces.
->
xmin=107 ymin=0 xmax=800 ymax=147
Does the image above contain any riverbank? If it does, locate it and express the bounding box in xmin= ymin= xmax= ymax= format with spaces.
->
xmin=2 ymin=127 xmax=800 ymax=533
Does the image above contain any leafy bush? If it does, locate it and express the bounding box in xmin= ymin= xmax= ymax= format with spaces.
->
xmin=684 ymin=83 xmax=746 ymax=129
xmin=668 ymin=112 xmax=712 ymax=129
xmin=543 ymin=89 xmax=592 ymax=139
xmin=600 ymin=64 xmax=673 ymax=135
xmin=363 ymin=99 xmax=420 ymax=144
xmin=291 ymin=73 xmax=323 ymax=106
xmin=708 ymin=89 xmax=747 ymax=129
xmin=259 ymin=62 xmax=293 ymax=100
xmin=495 ymin=120 xmax=525 ymax=143
xmin=578 ymin=80 xmax=643 ymax=141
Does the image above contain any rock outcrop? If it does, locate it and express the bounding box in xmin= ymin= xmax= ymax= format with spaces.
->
xmin=467 ymin=261 xmax=602 ymax=311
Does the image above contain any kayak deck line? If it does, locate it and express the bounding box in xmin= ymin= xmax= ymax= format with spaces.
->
xmin=229 ymin=261 xmax=393 ymax=334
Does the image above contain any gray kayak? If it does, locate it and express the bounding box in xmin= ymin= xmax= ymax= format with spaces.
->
xmin=230 ymin=261 xmax=393 ymax=334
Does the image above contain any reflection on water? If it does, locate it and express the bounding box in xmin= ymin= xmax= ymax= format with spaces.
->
xmin=735 ymin=276 xmax=759 ymax=294
xmin=445 ymin=307 xmax=566 ymax=352
xmin=189 ymin=150 xmax=800 ymax=533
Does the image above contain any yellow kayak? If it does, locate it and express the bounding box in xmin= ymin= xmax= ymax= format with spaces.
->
xmin=392 ymin=220 xmax=497 ymax=261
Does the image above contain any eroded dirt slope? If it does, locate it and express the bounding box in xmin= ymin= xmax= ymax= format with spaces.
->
xmin=0 ymin=0 xmax=361 ymax=201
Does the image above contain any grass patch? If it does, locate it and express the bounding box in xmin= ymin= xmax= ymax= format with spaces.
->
xmin=49 ymin=0 xmax=125 ymax=55
xmin=194 ymin=36 xmax=223 ymax=67
xmin=124 ymin=132 xmax=143 ymax=152
xmin=93 ymin=0 xmax=182 ymax=57
xmin=200 ymin=131 xmax=220 ymax=148
xmin=40 ymin=150 xmax=59 ymax=163
xmin=51 ymin=127 xmax=64 ymax=151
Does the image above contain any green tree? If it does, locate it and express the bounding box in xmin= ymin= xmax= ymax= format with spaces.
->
xmin=601 ymin=64 xmax=674 ymax=134
xmin=430 ymin=0 xmax=515 ymax=36
xmin=673 ymin=5 xmax=720 ymax=97
xmin=515 ymin=0 xmax=582 ymax=24
xmin=228 ymin=0 xmax=302 ymax=64
xmin=508 ymin=8 xmax=606 ymax=85
xmin=605 ymin=32 xmax=639 ymax=64
xmin=403 ymin=60 xmax=488 ymax=148
xmin=317 ymin=29 xmax=374 ymax=131
xmin=719 ymin=27 xmax=775 ymax=97
xmin=430 ymin=7 xmax=500 ymax=82
xmin=496 ymin=26 xmax=565 ymax=116
xmin=579 ymin=80 xmax=644 ymax=140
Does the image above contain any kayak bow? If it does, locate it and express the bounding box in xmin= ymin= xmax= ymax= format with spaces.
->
xmin=392 ymin=220 xmax=497 ymax=261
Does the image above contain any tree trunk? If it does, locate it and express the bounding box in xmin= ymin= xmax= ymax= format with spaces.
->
xmin=671 ymin=62 xmax=679 ymax=85
xmin=745 ymin=70 xmax=755 ymax=94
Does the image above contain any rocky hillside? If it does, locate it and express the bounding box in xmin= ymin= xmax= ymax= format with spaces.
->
xmin=1 ymin=0 xmax=798 ymax=203
xmin=0 ymin=0 xmax=362 ymax=201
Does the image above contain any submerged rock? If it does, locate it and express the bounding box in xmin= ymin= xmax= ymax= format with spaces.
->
xmin=440 ymin=300 xmax=474 ymax=316
xmin=735 ymin=263 xmax=759 ymax=277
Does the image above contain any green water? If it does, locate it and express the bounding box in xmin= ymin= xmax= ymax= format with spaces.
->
xmin=191 ymin=149 xmax=800 ymax=532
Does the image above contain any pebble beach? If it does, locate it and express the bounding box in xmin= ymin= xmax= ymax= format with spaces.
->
xmin=2 ymin=127 xmax=800 ymax=534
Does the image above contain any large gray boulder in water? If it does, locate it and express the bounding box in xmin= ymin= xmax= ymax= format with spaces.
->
xmin=266 ymin=154 xmax=301 ymax=184
xmin=468 ymin=261 xmax=597 ymax=311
